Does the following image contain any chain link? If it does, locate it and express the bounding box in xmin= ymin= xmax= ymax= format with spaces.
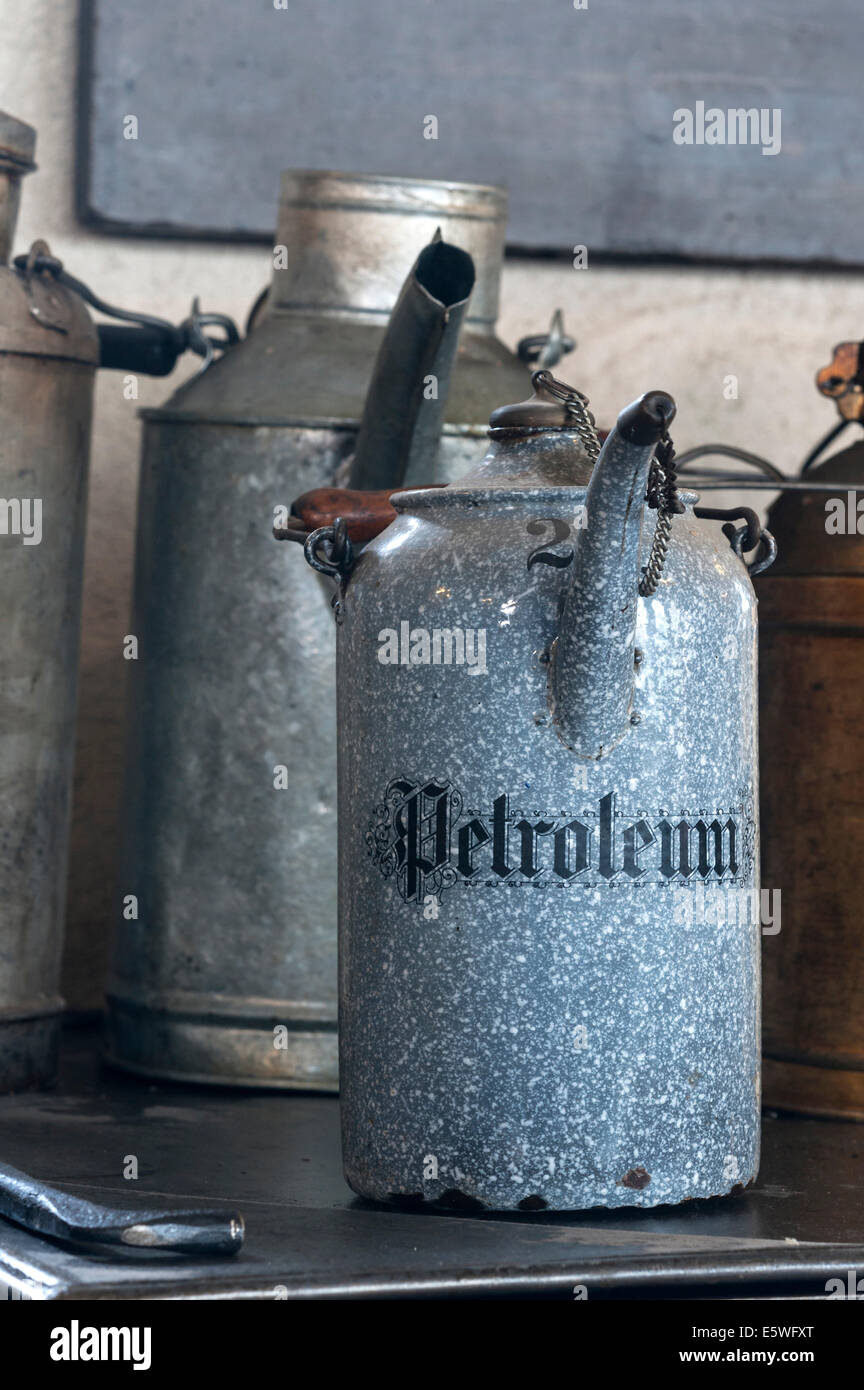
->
xmin=639 ymin=435 xmax=684 ymax=597
xmin=532 ymin=370 xmax=601 ymax=462
xmin=303 ymin=518 xmax=355 ymax=580
xmin=535 ymin=373 xmax=681 ymax=595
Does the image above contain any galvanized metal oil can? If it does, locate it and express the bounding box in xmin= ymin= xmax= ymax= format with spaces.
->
xmin=307 ymin=373 xmax=763 ymax=1209
xmin=0 ymin=112 xmax=99 ymax=1089
xmin=106 ymin=172 xmax=530 ymax=1090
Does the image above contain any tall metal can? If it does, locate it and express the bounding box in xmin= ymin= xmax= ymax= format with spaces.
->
xmin=0 ymin=112 xmax=99 ymax=1089
xmin=106 ymin=172 xmax=529 ymax=1089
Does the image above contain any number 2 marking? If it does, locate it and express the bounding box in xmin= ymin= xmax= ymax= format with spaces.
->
xmin=526 ymin=517 xmax=574 ymax=570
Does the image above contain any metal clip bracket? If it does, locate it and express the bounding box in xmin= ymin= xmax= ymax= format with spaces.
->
xmin=694 ymin=505 xmax=778 ymax=575
xmin=303 ymin=518 xmax=355 ymax=580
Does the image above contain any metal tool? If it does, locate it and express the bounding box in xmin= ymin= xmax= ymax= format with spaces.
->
xmin=0 ymin=1160 xmax=243 ymax=1256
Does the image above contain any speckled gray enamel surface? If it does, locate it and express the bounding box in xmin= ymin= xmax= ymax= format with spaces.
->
xmin=334 ymin=422 xmax=760 ymax=1212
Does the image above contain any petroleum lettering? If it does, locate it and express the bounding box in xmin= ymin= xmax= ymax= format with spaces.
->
xmin=367 ymin=780 xmax=752 ymax=905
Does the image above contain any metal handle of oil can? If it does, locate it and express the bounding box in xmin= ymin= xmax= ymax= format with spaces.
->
xmin=517 ymin=309 xmax=575 ymax=370
xmin=13 ymin=243 xmax=239 ymax=374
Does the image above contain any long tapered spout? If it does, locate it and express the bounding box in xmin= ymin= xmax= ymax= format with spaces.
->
xmin=551 ymin=390 xmax=677 ymax=760
xmin=347 ymin=233 xmax=475 ymax=489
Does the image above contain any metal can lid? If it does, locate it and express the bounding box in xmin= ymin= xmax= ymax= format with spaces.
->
xmin=489 ymin=370 xmax=588 ymax=430
xmin=0 ymin=111 xmax=36 ymax=172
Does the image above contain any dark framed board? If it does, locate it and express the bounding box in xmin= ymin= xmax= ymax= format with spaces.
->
xmin=78 ymin=0 xmax=864 ymax=265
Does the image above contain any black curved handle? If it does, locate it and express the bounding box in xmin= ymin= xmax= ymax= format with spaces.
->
xmin=97 ymin=323 xmax=184 ymax=376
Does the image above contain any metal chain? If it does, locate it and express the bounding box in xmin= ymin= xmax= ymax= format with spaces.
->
xmin=639 ymin=435 xmax=684 ymax=597
xmin=532 ymin=370 xmax=601 ymax=461
xmin=534 ymin=373 xmax=683 ymax=594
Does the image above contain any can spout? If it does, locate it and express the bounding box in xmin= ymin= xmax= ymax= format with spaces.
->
xmin=551 ymin=390 xmax=676 ymax=759
xmin=347 ymin=233 xmax=475 ymax=489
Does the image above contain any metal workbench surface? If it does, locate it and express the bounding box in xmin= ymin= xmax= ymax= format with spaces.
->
xmin=0 ymin=1025 xmax=861 ymax=1300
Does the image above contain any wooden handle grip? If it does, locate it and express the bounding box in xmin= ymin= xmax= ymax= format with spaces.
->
xmin=290 ymin=485 xmax=444 ymax=543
